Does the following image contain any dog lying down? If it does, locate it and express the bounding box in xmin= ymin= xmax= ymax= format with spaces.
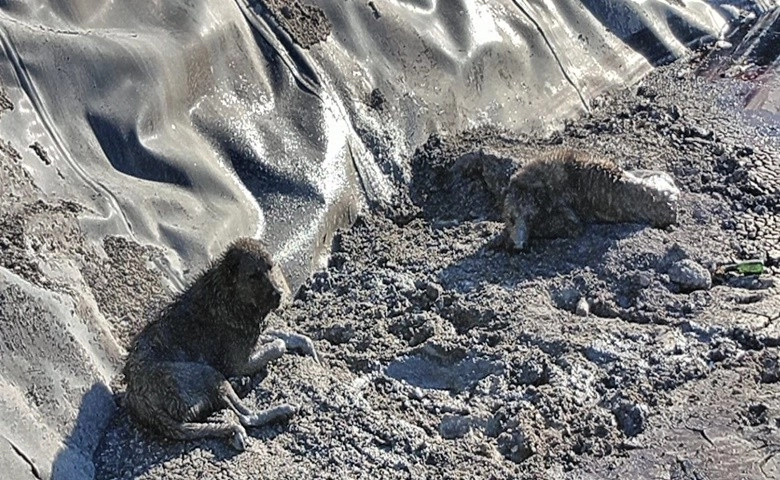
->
xmin=122 ymin=237 xmax=318 ymax=451
xmin=502 ymin=148 xmax=680 ymax=250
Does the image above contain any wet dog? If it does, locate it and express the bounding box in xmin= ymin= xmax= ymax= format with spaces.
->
xmin=502 ymin=148 xmax=679 ymax=250
xmin=122 ymin=237 xmax=317 ymax=450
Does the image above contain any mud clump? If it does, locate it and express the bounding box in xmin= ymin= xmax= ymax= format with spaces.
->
xmin=609 ymin=396 xmax=650 ymax=437
xmin=760 ymin=353 xmax=780 ymax=384
xmin=668 ymin=259 xmax=713 ymax=293
xmin=497 ymin=427 xmax=536 ymax=463
xmin=259 ymin=0 xmax=331 ymax=49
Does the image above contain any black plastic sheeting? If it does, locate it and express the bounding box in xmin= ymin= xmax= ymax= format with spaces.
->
xmin=0 ymin=1 xmax=744 ymax=478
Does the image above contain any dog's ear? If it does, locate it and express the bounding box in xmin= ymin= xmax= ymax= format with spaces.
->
xmin=217 ymin=245 xmax=245 ymax=288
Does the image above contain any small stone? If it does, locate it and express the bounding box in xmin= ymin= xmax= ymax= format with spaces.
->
xmin=612 ymin=399 xmax=650 ymax=437
xmin=513 ymin=358 xmax=549 ymax=386
xmin=622 ymin=438 xmax=645 ymax=450
xmin=708 ymin=343 xmax=733 ymax=362
xmin=439 ymin=414 xmax=471 ymax=439
xmin=497 ymin=428 xmax=535 ymax=463
xmin=667 ymin=104 xmax=681 ymax=121
xmin=410 ymin=387 xmax=425 ymax=400
xmin=575 ymin=297 xmax=590 ymax=317
xmin=426 ymin=282 xmax=443 ymax=301
xmin=690 ymin=126 xmax=713 ymax=140
xmin=746 ymin=404 xmax=768 ymax=426
xmin=636 ymin=272 xmax=652 ymax=288
xmin=760 ymin=355 xmax=780 ymax=384
xmin=584 ymin=341 xmax=620 ymax=364
xmin=668 ymin=259 xmax=712 ymax=293
xmin=323 ymin=323 xmax=354 ymax=345
xmin=552 ymin=287 xmax=582 ymax=310
xmin=715 ymin=40 xmax=732 ymax=50
xmin=767 ymin=250 xmax=780 ymax=267
xmin=387 ymin=271 xmax=417 ymax=297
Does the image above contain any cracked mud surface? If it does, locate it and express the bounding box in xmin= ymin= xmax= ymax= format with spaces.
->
xmin=87 ymin=49 xmax=780 ymax=479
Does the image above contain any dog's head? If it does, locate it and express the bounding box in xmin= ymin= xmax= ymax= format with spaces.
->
xmin=503 ymin=175 xmax=541 ymax=251
xmin=222 ymin=237 xmax=291 ymax=317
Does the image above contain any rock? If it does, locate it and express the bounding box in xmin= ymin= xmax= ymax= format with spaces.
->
xmin=512 ymin=358 xmax=549 ymax=386
xmin=611 ymin=399 xmax=649 ymax=437
xmin=760 ymin=354 xmax=779 ymax=384
xmin=426 ymin=282 xmax=443 ymax=301
xmin=386 ymin=271 xmax=417 ymax=297
xmin=497 ymin=427 xmax=535 ymax=463
xmin=584 ymin=341 xmax=620 ymax=364
xmin=323 ymin=323 xmax=355 ymax=345
xmin=668 ymin=259 xmax=712 ymax=292
xmin=575 ymin=297 xmax=590 ymax=317
xmin=552 ymin=287 xmax=580 ymax=310
xmin=439 ymin=414 xmax=471 ymax=439
xmin=410 ymin=387 xmax=425 ymax=400
xmin=745 ymin=404 xmax=768 ymax=426
xmin=715 ymin=40 xmax=732 ymax=50
xmin=636 ymin=271 xmax=652 ymax=288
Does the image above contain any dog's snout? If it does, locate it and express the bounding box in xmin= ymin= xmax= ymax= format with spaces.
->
xmin=270 ymin=265 xmax=291 ymax=306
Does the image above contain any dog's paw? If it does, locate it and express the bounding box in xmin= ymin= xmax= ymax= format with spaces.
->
xmin=244 ymin=404 xmax=298 ymax=427
xmin=231 ymin=428 xmax=248 ymax=451
xmin=271 ymin=403 xmax=298 ymax=421
xmin=267 ymin=330 xmax=320 ymax=364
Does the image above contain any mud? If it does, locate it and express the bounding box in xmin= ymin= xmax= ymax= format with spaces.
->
xmin=85 ymin=46 xmax=780 ymax=479
xmin=255 ymin=0 xmax=332 ymax=49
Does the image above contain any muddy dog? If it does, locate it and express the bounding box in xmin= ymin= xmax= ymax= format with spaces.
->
xmin=502 ymin=148 xmax=679 ymax=250
xmin=123 ymin=237 xmax=318 ymax=450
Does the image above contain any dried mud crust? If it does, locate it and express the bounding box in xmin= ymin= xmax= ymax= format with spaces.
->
xmin=81 ymin=236 xmax=172 ymax=348
xmin=255 ymin=0 xmax=331 ymax=49
xmin=0 ymin=142 xmax=85 ymax=288
xmin=96 ymin=54 xmax=779 ymax=478
xmin=0 ymin=138 xmax=170 ymax=349
xmin=0 ymin=86 xmax=13 ymax=115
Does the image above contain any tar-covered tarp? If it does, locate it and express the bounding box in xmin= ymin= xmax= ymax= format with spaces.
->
xmin=0 ymin=0 xmax=746 ymax=478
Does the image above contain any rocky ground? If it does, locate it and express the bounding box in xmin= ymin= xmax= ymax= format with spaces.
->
xmin=84 ymin=44 xmax=780 ymax=479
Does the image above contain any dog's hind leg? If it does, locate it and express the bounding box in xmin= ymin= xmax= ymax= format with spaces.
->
xmin=158 ymin=413 xmax=250 ymax=451
xmin=220 ymin=382 xmax=297 ymax=428
xmin=127 ymin=362 xmax=253 ymax=450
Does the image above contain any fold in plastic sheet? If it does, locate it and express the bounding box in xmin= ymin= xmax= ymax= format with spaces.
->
xmin=0 ymin=1 xmax=730 ymax=478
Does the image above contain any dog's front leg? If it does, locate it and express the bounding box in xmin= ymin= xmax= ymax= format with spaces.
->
xmin=235 ymin=339 xmax=287 ymax=376
xmin=264 ymin=330 xmax=320 ymax=364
